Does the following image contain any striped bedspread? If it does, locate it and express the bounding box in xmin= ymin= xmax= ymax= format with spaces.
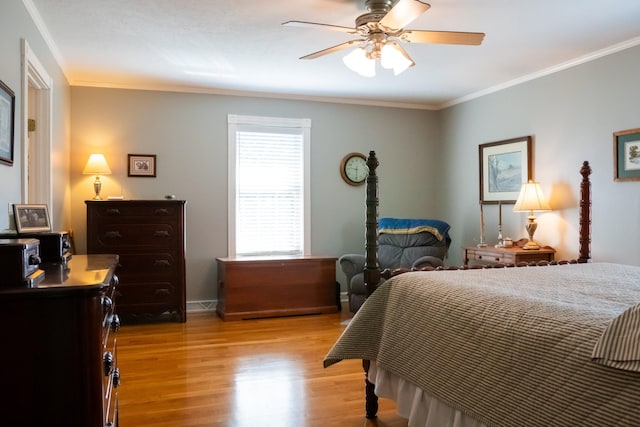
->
xmin=324 ymin=263 xmax=640 ymax=427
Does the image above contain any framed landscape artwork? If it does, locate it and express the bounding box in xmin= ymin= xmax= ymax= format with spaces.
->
xmin=479 ymin=136 xmax=532 ymax=204
xmin=613 ymin=128 xmax=640 ymax=182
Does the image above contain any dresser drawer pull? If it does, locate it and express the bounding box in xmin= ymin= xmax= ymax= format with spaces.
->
xmin=154 ymin=288 xmax=171 ymax=296
xmin=111 ymin=274 xmax=119 ymax=287
xmin=102 ymin=296 xmax=113 ymax=316
xmin=104 ymin=352 xmax=114 ymax=376
xmin=104 ymin=231 xmax=123 ymax=239
xmin=153 ymin=230 xmax=170 ymax=238
xmin=110 ymin=314 xmax=121 ymax=332
xmin=113 ymin=368 xmax=121 ymax=388
xmin=105 ymin=208 xmax=121 ymax=215
xmin=153 ymin=259 xmax=171 ymax=267
xmin=154 ymin=208 xmax=170 ymax=215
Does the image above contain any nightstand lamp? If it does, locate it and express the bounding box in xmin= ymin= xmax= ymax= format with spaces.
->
xmin=513 ymin=180 xmax=551 ymax=250
xmin=83 ymin=154 xmax=111 ymax=200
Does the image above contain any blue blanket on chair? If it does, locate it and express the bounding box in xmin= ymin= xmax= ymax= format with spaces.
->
xmin=378 ymin=218 xmax=451 ymax=242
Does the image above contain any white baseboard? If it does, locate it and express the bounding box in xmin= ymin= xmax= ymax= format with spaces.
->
xmin=186 ymin=292 xmax=349 ymax=313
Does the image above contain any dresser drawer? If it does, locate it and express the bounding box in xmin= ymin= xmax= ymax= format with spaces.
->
xmin=116 ymin=252 xmax=180 ymax=278
xmin=116 ymin=280 xmax=179 ymax=307
xmin=91 ymin=224 xmax=180 ymax=250
xmin=90 ymin=203 xmax=180 ymax=224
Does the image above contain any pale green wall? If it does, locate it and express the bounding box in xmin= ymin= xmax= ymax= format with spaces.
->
xmin=440 ymin=44 xmax=640 ymax=266
xmin=0 ymin=0 xmax=71 ymax=231
xmin=69 ymin=87 xmax=442 ymax=300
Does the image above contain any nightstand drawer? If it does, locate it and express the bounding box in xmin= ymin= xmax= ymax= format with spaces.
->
xmin=472 ymin=249 xmax=514 ymax=264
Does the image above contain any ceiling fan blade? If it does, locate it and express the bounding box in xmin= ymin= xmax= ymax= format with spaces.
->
xmin=282 ymin=20 xmax=357 ymax=34
xmin=379 ymin=0 xmax=430 ymax=31
xmin=400 ymin=30 xmax=485 ymax=45
xmin=299 ymin=39 xmax=363 ymax=60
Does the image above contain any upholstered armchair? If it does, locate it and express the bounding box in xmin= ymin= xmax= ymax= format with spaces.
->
xmin=339 ymin=218 xmax=451 ymax=313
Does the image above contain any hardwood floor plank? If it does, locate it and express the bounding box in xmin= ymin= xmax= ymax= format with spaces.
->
xmin=117 ymin=310 xmax=407 ymax=427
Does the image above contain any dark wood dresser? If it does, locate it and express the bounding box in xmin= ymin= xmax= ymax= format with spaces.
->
xmin=86 ymin=200 xmax=186 ymax=322
xmin=0 ymin=254 xmax=120 ymax=427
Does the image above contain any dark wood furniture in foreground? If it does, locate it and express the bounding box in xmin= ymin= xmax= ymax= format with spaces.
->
xmin=216 ymin=255 xmax=338 ymax=320
xmin=463 ymin=242 xmax=555 ymax=267
xmin=359 ymin=152 xmax=592 ymax=423
xmin=0 ymin=254 xmax=120 ymax=427
xmin=87 ymin=200 xmax=186 ymax=322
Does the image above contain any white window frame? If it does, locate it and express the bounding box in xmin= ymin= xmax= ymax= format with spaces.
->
xmin=227 ymin=114 xmax=311 ymax=257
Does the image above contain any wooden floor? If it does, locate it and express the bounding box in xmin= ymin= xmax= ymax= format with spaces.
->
xmin=117 ymin=307 xmax=408 ymax=427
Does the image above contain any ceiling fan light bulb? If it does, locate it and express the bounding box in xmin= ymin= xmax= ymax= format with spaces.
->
xmin=343 ymin=48 xmax=376 ymax=77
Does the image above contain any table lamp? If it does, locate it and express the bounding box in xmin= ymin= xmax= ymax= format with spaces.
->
xmin=513 ymin=180 xmax=551 ymax=250
xmin=83 ymin=154 xmax=111 ymax=200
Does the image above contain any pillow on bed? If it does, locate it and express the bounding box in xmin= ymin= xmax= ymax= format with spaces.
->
xmin=591 ymin=302 xmax=640 ymax=372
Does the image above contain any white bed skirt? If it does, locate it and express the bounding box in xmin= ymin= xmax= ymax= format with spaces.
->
xmin=370 ymin=361 xmax=487 ymax=427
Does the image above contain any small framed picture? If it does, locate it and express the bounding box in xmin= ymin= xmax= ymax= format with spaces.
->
xmin=0 ymin=80 xmax=16 ymax=166
xmin=479 ymin=136 xmax=532 ymax=204
xmin=13 ymin=204 xmax=52 ymax=233
xmin=128 ymin=154 xmax=156 ymax=177
xmin=613 ymin=128 xmax=640 ymax=182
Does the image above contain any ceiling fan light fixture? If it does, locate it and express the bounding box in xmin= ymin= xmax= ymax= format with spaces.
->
xmin=343 ymin=47 xmax=376 ymax=77
xmin=380 ymin=42 xmax=414 ymax=75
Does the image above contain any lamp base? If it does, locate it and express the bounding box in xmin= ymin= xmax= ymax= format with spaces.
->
xmin=93 ymin=177 xmax=102 ymax=200
xmin=522 ymin=239 xmax=540 ymax=250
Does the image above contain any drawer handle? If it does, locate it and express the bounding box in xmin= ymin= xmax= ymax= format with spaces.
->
xmin=28 ymin=254 xmax=41 ymax=265
xmin=104 ymin=231 xmax=123 ymax=239
xmin=494 ymin=257 xmax=500 ymax=261
xmin=154 ymin=208 xmax=170 ymax=215
xmin=113 ymin=368 xmax=121 ymax=388
xmin=110 ymin=314 xmax=121 ymax=332
xmin=153 ymin=230 xmax=170 ymax=238
xmin=153 ymin=259 xmax=171 ymax=267
xmin=154 ymin=288 xmax=171 ymax=296
xmin=102 ymin=296 xmax=113 ymax=315
xmin=111 ymin=274 xmax=119 ymax=287
xmin=477 ymin=255 xmax=483 ymax=260
xmin=104 ymin=352 xmax=114 ymax=376
xmin=105 ymin=208 xmax=121 ymax=215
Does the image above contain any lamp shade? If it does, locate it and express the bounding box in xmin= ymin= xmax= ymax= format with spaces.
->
xmin=513 ymin=181 xmax=551 ymax=213
xmin=83 ymin=154 xmax=111 ymax=175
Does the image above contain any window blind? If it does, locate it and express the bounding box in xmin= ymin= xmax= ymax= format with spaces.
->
xmin=227 ymin=115 xmax=311 ymax=257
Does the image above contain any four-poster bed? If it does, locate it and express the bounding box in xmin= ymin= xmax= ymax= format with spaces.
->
xmin=325 ymin=152 xmax=640 ymax=427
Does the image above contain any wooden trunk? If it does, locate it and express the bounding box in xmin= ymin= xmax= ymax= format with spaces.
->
xmin=216 ymin=256 xmax=338 ymax=320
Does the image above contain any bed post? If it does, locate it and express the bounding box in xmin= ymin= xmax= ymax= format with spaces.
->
xmin=362 ymin=150 xmax=380 ymax=421
xmin=579 ymin=161 xmax=592 ymax=263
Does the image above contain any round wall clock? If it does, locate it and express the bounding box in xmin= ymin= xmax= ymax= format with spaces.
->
xmin=340 ymin=152 xmax=368 ymax=186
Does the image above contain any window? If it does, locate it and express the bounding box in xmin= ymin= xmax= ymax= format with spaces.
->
xmin=227 ymin=114 xmax=311 ymax=257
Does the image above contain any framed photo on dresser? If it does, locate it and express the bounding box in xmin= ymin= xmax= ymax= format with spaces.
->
xmin=13 ymin=204 xmax=52 ymax=233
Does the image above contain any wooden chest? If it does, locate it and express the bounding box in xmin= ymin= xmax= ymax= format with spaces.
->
xmin=216 ymin=255 xmax=338 ymax=321
xmin=86 ymin=200 xmax=186 ymax=322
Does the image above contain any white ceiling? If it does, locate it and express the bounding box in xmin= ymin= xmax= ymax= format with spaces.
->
xmin=26 ymin=0 xmax=640 ymax=109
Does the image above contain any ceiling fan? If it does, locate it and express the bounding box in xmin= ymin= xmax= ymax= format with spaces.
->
xmin=283 ymin=0 xmax=485 ymax=76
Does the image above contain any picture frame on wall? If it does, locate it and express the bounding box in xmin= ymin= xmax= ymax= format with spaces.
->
xmin=479 ymin=136 xmax=532 ymax=204
xmin=0 ymin=80 xmax=16 ymax=165
xmin=128 ymin=154 xmax=157 ymax=177
xmin=13 ymin=204 xmax=52 ymax=233
xmin=613 ymin=128 xmax=640 ymax=182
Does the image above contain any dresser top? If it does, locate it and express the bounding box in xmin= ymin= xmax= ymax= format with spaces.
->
xmin=0 ymin=254 xmax=119 ymax=297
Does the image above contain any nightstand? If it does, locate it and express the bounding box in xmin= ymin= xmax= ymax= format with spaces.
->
xmin=463 ymin=241 xmax=555 ymax=267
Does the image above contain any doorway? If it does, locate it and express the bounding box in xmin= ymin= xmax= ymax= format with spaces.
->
xmin=21 ymin=39 xmax=52 ymax=208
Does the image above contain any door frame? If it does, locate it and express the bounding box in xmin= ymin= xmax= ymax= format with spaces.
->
xmin=21 ymin=39 xmax=53 ymax=209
